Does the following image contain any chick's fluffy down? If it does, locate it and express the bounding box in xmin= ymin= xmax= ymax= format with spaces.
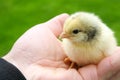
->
xmin=61 ymin=12 xmax=117 ymax=66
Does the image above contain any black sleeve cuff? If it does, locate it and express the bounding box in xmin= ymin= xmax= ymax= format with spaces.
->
xmin=0 ymin=58 xmax=26 ymax=80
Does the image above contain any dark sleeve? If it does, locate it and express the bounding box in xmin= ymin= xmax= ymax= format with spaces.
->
xmin=0 ymin=58 xmax=26 ymax=80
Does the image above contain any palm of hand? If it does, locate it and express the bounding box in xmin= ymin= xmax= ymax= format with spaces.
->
xmin=4 ymin=14 xmax=120 ymax=80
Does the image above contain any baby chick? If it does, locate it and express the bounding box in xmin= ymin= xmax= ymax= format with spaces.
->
xmin=60 ymin=12 xmax=117 ymax=67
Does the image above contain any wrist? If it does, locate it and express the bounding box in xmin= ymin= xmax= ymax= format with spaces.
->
xmin=0 ymin=58 xmax=26 ymax=80
xmin=3 ymin=53 xmax=28 ymax=79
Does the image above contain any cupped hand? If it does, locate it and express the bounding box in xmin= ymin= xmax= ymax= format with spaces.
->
xmin=3 ymin=14 xmax=82 ymax=80
xmin=3 ymin=14 xmax=120 ymax=80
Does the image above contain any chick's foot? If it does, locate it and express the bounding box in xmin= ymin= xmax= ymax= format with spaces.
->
xmin=64 ymin=57 xmax=78 ymax=69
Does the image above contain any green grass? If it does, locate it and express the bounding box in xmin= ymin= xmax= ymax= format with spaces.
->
xmin=0 ymin=0 xmax=120 ymax=56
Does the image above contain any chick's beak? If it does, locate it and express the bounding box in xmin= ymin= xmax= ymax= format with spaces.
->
xmin=59 ymin=32 xmax=70 ymax=39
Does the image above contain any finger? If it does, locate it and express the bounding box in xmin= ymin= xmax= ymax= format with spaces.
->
xmin=35 ymin=66 xmax=83 ymax=80
xmin=46 ymin=13 xmax=69 ymax=37
xmin=98 ymin=47 xmax=120 ymax=79
xmin=78 ymin=65 xmax=98 ymax=80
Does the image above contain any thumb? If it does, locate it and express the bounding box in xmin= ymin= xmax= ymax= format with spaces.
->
xmin=46 ymin=13 xmax=69 ymax=37
xmin=98 ymin=47 xmax=120 ymax=79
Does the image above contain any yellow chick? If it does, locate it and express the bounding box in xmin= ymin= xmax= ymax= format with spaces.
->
xmin=60 ymin=12 xmax=117 ymax=67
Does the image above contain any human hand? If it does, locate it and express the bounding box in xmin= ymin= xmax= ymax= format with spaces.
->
xmin=3 ymin=14 xmax=82 ymax=80
xmin=3 ymin=13 xmax=120 ymax=80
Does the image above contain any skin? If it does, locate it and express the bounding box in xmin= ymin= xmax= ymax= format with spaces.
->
xmin=3 ymin=14 xmax=120 ymax=80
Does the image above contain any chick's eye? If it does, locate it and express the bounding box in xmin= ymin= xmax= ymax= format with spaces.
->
xmin=72 ymin=29 xmax=80 ymax=34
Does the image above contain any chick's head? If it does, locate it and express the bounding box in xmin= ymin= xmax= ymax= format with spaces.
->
xmin=60 ymin=12 xmax=101 ymax=43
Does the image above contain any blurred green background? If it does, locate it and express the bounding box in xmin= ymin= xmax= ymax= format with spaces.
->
xmin=0 ymin=0 xmax=120 ymax=56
